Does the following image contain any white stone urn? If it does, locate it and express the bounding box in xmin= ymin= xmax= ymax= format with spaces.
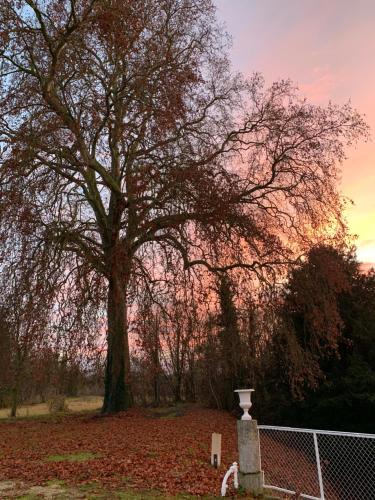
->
xmin=234 ymin=389 xmax=255 ymax=420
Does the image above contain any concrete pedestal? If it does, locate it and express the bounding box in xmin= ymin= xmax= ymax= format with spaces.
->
xmin=237 ymin=419 xmax=264 ymax=496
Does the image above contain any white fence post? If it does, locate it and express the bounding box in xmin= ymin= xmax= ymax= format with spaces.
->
xmin=234 ymin=389 xmax=264 ymax=496
xmin=313 ymin=431 xmax=325 ymax=500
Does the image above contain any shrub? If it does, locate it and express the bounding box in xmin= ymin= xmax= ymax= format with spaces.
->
xmin=47 ymin=395 xmax=67 ymax=414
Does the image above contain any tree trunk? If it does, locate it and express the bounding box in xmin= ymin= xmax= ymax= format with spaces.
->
xmin=174 ymin=373 xmax=182 ymax=403
xmin=10 ymin=373 xmax=20 ymax=418
xmin=102 ymin=274 xmax=132 ymax=413
xmin=153 ymin=375 xmax=160 ymax=406
xmin=186 ymin=354 xmax=196 ymax=402
xmin=152 ymin=343 xmax=160 ymax=406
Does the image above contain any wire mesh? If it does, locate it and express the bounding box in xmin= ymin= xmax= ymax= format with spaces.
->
xmin=317 ymin=432 xmax=375 ymax=500
xmin=258 ymin=426 xmax=375 ymax=500
xmin=259 ymin=427 xmax=321 ymax=498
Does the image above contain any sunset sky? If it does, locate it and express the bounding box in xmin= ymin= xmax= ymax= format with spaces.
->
xmin=216 ymin=0 xmax=375 ymax=264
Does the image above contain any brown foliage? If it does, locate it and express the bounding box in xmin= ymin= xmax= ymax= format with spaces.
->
xmin=276 ymin=245 xmax=357 ymax=397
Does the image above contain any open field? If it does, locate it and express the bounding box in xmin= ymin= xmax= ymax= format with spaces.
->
xmin=0 ymin=396 xmax=103 ymax=419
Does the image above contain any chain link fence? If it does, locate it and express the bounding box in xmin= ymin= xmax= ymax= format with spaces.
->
xmin=258 ymin=425 xmax=375 ymax=499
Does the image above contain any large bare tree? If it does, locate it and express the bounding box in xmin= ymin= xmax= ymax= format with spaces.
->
xmin=0 ymin=0 xmax=368 ymax=412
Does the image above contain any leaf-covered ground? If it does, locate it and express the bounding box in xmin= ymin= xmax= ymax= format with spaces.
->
xmin=0 ymin=406 xmax=242 ymax=498
xmin=0 ymin=405 xmax=333 ymax=499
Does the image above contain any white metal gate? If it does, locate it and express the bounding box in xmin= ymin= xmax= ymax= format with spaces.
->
xmin=258 ymin=425 xmax=375 ymax=499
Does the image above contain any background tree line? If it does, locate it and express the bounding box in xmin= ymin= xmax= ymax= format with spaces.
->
xmin=131 ymin=245 xmax=375 ymax=433
xmin=2 ymin=236 xmax=373 ymax=434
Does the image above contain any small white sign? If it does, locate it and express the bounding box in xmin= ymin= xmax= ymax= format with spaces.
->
xmin=211 ymin=432 xmax=222 ymax=467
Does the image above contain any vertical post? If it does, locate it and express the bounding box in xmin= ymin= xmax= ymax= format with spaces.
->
xmin=235 ymin=389 xmax=264 ymax=496
xmin=313 ymin=432 xmax=325 ymax=500
xmin=237 ymin=419 xmax=264 ymax=495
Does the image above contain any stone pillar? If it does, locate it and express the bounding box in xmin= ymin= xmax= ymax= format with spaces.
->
xmin=237 ymin=419 xmax=264 ymax=496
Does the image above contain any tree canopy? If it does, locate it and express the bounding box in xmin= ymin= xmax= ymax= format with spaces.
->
xmin=0 ymin=0 xmax=368 ymax=412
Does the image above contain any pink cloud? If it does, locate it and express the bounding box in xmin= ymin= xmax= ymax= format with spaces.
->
xmin=299 ymin=68 xmax=338 ymax=103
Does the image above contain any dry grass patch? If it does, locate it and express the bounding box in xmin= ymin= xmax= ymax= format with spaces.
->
xmin=0 ymin=396 xmax=103 ymax=419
